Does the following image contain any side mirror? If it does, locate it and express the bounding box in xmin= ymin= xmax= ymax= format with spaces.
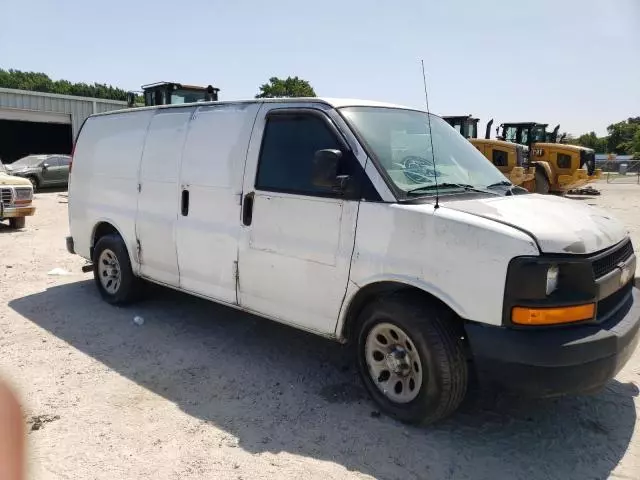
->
xmin=312 ymin=149 xmax=345 ymax=189
xmin=42 ymin=163 xmax=49 ymax=170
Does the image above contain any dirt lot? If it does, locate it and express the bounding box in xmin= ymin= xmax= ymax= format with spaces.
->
xmin=1 ymin=181 xmax=640 ymax=480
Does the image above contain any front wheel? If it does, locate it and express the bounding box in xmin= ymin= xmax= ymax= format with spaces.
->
xmin=93 ymin=234 xmax=140 ymax=305
xmin=9 ymin=217 xmax=26 ymax=229
xmin=356 ymin=293 xmax=468 ymax=425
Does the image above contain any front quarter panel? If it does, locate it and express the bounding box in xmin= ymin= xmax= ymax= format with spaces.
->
xmin=347 ymin=201 xmax=539 ymax=327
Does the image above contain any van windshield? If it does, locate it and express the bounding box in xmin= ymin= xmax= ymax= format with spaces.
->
xmin=340 ymin=107 xmax=507 ymax=198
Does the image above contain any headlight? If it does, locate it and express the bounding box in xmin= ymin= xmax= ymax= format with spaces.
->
xmin=545 ymin=265 xmax=559 ymax=295
xmin=503 ymin=257 xmax=596 ymax=326
xmin=14 ymin=188 xmax=33 ymax=201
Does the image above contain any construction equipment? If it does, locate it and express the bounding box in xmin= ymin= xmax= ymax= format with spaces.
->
xmin=126 ymin=82 xmax=220 ymax=108
xmin=497 ymin=122 xmax=601 ymax=194
xmin=443 ymin=115 xmax=535 ymax=188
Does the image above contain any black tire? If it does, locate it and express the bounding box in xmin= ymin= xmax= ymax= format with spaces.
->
xmin=534 ymin=170 xmax=550 ymax=194
xmin=9 ymin=217 xmax=26 ymax=229
xmin=27 ymin=176 xmax=39 ymax=192
xmin=92 ymin=234 xmax=141 ymax=305
xmin=356 ymin=293 xmax=468 ymax=425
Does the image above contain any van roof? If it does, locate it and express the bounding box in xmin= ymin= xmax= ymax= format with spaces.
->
xmin=91 ymin=97 xmax=425 ymax=117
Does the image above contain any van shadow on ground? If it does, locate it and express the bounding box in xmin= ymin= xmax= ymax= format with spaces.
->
xmin=10 ymin=280 xmax=639 ymax=480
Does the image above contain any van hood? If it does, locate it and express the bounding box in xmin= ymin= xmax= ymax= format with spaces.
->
xmin=443 ymin=194 xmax=627 ymax=254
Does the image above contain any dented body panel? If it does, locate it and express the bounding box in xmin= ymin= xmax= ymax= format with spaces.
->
xmin=443 ymin=194 xmax=627 ymax=254
xmin=343 ymin=201 xmax=539 ymax=328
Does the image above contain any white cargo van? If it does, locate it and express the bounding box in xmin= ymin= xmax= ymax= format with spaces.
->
xmin=67 ymin=98 xmax=639 ymax=424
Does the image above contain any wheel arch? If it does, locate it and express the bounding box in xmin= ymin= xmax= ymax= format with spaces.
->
xmin=25 ymin=174 xmax=39 ymax=187
xmin=336 ymin=279 xmax=467 ymax=344
xmin=534 ymin=161 xmax=553 ymax=181
xmin=90 ymin=220 xmax=132 ymax=263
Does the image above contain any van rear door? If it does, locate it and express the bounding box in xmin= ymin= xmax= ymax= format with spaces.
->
xmin=176 ymin=103 xmax=260 ymax=303
xmin=136 ymin=108 xmax=194 ymax=286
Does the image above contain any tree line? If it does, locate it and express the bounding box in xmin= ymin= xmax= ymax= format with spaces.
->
xmin=4 ymin=68 xmax=636 ymax=156
xmin=0 ymin=68 xmax=316 ymax=103
xmin=568 ymin=117 xmax=640 ymax=156
xmin=0 ymin=68 xmax=134 ymax=101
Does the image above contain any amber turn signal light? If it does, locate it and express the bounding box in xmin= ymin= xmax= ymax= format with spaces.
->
xmin=512 ymin=304 xmax=595 ymax=325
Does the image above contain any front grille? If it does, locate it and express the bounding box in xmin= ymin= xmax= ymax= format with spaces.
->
xmin=592 ymin=240 xmax=634 ymax=279
xmin=0 ymin=188 xmax=12 ymax=206
xmin=597 ymin=281 xmax=633 ymax=323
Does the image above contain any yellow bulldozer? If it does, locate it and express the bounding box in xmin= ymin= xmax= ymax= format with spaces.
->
xmin=497 ymin=122 xmax=601 ymax=194
xmin=126 ymin=82 xmax=220 ymax=107
xmin=443 ymin=115 xmax=535 ymax=188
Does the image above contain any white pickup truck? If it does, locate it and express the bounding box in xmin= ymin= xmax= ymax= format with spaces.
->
xmin=66 ymin=98 xmax=639 ymax=424
xmin=1 ymin=159 xmax=35 ymax=229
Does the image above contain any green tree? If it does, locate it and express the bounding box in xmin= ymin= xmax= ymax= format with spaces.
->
xmin=606 ymin=117 xmax=640 ymax=155
xmin=0 ymin=68 xmax=136 ymax=102
xmin=573 ymin=131 xmax=608 ymax=153
xmin=632 ymin=129 xmax=640 ymax=157
xmin=255 ymin=76 xmax=316 ymax=98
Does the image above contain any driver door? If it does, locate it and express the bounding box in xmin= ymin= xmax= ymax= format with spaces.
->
xmin=238 ymin=107 xmax=371 ymax=334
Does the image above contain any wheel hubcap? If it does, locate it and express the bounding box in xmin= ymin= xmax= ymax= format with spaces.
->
xmin=365 ymin=323 xmax=423 ymax=403
xmin=98 ymin=249 xmax=121 ymax=294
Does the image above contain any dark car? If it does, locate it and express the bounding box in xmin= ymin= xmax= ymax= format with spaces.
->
xmin=5 ymin=154 xmax=71 ymax=191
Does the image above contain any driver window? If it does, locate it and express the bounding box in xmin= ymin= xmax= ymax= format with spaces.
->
xmin=255 ymin=113 xmax=378 ymax=200
xmin=521 ymin=129 xmax=529 ymax=145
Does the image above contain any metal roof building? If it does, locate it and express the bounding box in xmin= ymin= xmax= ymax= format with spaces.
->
xmin=0 ymin=87 xmax=126 ymax=163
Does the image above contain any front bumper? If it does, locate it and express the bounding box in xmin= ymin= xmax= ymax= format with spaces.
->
xmin=0 ymin=205 xmax=36 ymax=219
xmin=556 ymin=168 xmax=602 ymax=191
xmin=466 ymin=286 xmax=640 ymax=397
xmin=557 ymin=168 xmax=589 ymax=191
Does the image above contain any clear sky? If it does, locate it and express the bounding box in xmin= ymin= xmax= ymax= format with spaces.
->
xmin=1 ymin=0 xmax=638 ymax=136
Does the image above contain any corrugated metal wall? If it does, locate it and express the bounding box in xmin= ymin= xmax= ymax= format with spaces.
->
xmin=0 ymin=87 xmax=126 ymax=138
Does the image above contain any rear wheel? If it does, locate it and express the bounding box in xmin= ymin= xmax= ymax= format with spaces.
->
xmin=534 ymin=170 xmax=550 ymax=194
xmin=93 ymin=234 xmax=140 ymax=305
xmin=9 ymin=217 xmax=26 ymax=229
xmin=356 ymin=293 xmax=468 ymax=425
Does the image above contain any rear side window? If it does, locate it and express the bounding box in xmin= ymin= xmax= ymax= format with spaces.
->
xmin=255 ymin=112 xmax=379 ymax=200
xmin=492 ymin=149 xmax=508 ymax=167
xmin=59 ymin=157 xmax=71 ymax=166
xmin=557 ymin=153 xmax=572 ymax=169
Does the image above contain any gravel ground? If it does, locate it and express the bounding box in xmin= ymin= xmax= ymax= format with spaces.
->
xmin=1 ymin=181 xmax=640 ymax=480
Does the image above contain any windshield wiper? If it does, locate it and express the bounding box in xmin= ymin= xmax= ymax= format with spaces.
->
xmin=406 ymin=183 xmax=497 ymax=196
xmin=485 ymin=180 xmax=529 ymax=195
xmin=485 ymin=180 xmax=513 ymax=189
